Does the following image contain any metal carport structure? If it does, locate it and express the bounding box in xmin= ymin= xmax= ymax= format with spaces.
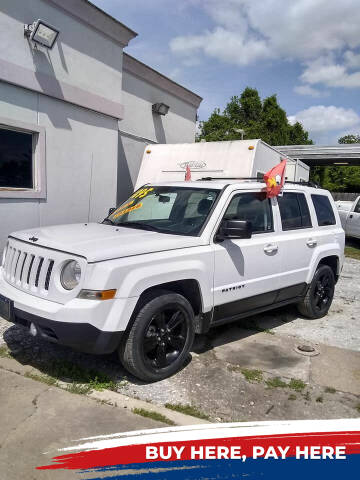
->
xmin=276 ymin=144 xmax=360 ymax=167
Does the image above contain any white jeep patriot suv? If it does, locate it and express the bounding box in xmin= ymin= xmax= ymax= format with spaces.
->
xmin=0 ymin=180 xmax=344 ymax=381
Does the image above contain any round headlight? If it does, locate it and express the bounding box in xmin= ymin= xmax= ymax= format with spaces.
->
xmin=60 ymin=260 xmax=81 ymax=290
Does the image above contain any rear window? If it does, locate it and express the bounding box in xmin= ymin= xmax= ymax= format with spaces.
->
xmin=311 ymin=194 xmax=336 ymax=226
xmin=278 ymin=193 xmax=312 ymax=230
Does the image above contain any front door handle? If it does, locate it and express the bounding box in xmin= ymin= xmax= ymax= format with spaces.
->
xmin=264 ymin=244 xmax=278 ymax=254
xmin=306 ymin=239 xmax=317 ymax=248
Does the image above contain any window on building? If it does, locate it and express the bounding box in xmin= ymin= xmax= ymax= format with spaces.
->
xmin=278 ymin=192 xmax=312 ymax=230
xmin=0 ymin=127 xmax=34 ymax=189
xmin=311 ymin=194 xmax=336 ymax=226
xmin=224 ymin=192 xmax=273 ymax=234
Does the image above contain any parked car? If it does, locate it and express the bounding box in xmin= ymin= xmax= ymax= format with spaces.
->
xmin=336 ymin=196 xmax=360 ymax=239
xmin=0 ymin=181 xmax=344 ymax=381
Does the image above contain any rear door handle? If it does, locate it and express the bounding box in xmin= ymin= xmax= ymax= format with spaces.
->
xmin=264 ymin=244 xmax=278 ymax=254
xmin=306 ymin=239 xmax=317 ymax=248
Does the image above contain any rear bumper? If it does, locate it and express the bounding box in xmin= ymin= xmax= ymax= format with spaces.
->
xmin=12 ymin=308 xmax=123 ymax=355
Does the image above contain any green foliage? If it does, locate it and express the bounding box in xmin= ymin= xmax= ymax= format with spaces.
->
xmin=265 ymin=377 xmax=288 ymax=389
xmin=165 ymin=403 xmax=210 ymax=420
xmin=241 ymin=368 xmax=263 ymax=383
xmin=339 ymin=134 xmax=360 ymax=144
xmin=289 ymin=378 xmax=306 ymax=392
xmin=197 ymin=87 xmax=313 ymax=146
xmin=310 ymin=134 xmax=360 ymax=192
xmin=345 ymin=246 xmax=360 ymax=260
xmin=132 ymin=408 xmax=176 ymax=425
xmin=0 ymin=345 xmax=11 ymax=358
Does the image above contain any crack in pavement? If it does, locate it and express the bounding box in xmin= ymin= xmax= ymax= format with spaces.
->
xmin=0 ymin=386 xmax=50 ymax=450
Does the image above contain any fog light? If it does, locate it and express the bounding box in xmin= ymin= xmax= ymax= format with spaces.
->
xmin=29 ymin=323 xmax=38 ymax=337
xmin=77 ymin=289 xmax=117 ymax=301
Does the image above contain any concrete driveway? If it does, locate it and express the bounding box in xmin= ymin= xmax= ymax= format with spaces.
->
xmin=0 ymin=367 xmax=165 ymax=480
xmin=0 ymin=258 xmax=359 ymax=425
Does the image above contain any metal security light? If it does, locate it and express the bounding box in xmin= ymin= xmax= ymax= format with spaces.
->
xmin=152 ymin=103 xmax=170 ymax=116
xmin=24 ymin=19 xmax=59 ymax=49
xmin=234 ymin=128 xmax=245 ymax=140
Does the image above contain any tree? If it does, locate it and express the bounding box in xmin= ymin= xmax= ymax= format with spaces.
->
xmin=197 ymin=87 xmax=313 ymax=146
xmin=338 ymin=134 xmax=360 ymax=144
xmin=310 ymin=134 xmax=360 ymax=192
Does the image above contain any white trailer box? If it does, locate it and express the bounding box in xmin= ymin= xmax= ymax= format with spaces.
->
xmin=135 ymin=139 xmax=309 ymax=188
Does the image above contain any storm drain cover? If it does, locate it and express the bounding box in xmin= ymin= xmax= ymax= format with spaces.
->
xmin=294 ymin=344 xmax=320 ymax=357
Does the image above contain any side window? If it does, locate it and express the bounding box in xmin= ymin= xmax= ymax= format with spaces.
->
xmin=278 ymin=193 xmax=312 ymax=230
xmin=224 ymin=192 xmax=273 ymax=234
xmin=311 ymin=194 xmax=336 ymax=226
xmin=354 ymin=198 xmax=360 ymax=214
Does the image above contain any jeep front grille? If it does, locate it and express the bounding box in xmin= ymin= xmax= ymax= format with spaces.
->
xmin=3 ymin=245 xmax=54 ymax=293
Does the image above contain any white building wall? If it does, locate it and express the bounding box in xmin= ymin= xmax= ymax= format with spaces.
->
xmin=0 ymin=1 xmax=200 ymax=250
xmin=117 ymin=67 xmax=198 ymax=201
xmin=0 ymin=82 xmax=119 ymax=250
xmin=0 ymin=0 xmax=125 ymax=106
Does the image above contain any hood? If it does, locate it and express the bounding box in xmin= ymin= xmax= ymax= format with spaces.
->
xmin=10 ymin=223 xmax=205 ymax=262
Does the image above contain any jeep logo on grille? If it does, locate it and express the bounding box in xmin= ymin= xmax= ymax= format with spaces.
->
xmin=29 ymin=236 xmax=39 ymax=242
xmin=178 ymin=161 xmax=207 ymax=170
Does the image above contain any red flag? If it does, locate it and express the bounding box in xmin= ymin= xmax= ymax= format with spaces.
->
xmin=185 ymin=165 xmax=192 ymax=181
xmin=264 ymin=159 xmax=287 ymax=198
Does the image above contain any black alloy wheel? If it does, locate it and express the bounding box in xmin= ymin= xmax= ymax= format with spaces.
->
xmin=143 ymin=307 xmax=188 ymax=369
xmin=312 ymin=270 xmax=333 ymax=313
xmin=297 ymin=264 xmax=335 ymax=319
xmin=119 ymin=290 xmax=195 ymax=382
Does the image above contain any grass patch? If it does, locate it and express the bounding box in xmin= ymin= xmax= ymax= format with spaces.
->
xmin=25 ymin=372 xmax=58 ymax=386
xmin=356 ymin=404 xmax=360 ymax=414
xmin=165 ymin=403 xmax=210 ymax=420
xmin=325 ymin=387 xmax=336 ymax=394
xmin=41 ymin=359 xmax=120 ymax=392
xmin=260 ymin=328 xmax=275 ymax=335
xmin=345 ymin=246 xmax=360 ymax=261
xmin=288 ymin=394 xmax=297 ymax=401
xmin=0 ymin=345 xmax=11 ymax=358
xmin=266 ymin=377 xmax=288 ymax=389
xmin=132 ymin=408 xmax=175 ymax=425
xmin=66 ymin=383 xmax=92 ymax=395
xmin=24 ymin=358 xmax=123 ymax=394
xmin=241 ymin=368 xmax=263 ymax=383
xmin=316 ymin=396 xmax=323 ymax=403
xmin=289 ymin=378 xmax=306 ymax=392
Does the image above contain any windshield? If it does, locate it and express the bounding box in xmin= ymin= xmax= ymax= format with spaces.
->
xmin=105 ymin=186 xmax=220 ymax=236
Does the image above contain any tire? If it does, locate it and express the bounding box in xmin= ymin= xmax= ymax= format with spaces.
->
xmin=297 ymin=265 xmax=335 ymax=319
xmin=119 ymin=290 xmax=195 ymax=382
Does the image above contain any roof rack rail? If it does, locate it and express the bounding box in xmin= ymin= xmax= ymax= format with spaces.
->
xmin=197 ymin=177 xmax=320 ymax=188
xmin=198 ymin=177 xmax=262 ymax=181
xmin=285 ymin=181 xmax=320 ymax=188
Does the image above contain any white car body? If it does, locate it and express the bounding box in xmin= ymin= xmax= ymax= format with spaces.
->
xmin=0 ymin=181 xmax=344 ymax=356
xmin=336 ymin=197 xmax=360 ymax=239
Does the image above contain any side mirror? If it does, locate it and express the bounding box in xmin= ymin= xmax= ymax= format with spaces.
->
xmin=108 ymin=207 xmax=116 ymax=216
xmin=217 ymin=220 xmax=252 ymax=241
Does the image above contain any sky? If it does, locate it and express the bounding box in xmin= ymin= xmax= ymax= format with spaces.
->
xmin=92 ymin=0 xmax=360 ymax=145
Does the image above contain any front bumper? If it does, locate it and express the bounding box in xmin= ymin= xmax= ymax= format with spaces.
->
xmin=12 ymin=308 xmax=123 ymax=354
xmin=0 ymin=269 xmax=138 ymax=355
